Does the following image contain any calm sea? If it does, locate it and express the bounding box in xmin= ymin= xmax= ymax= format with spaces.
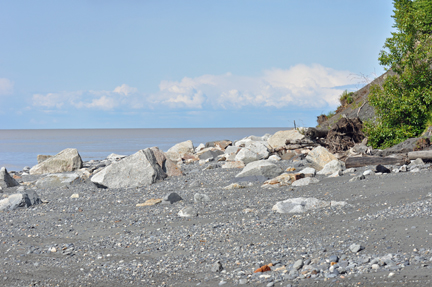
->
xmin=0 ymin=128 xmax=288 ymax=171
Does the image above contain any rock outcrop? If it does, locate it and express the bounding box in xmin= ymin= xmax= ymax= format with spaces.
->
xmin=30 ymin=148 xmax=83 ymax=175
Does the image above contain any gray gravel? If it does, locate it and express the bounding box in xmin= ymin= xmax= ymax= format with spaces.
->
xmin=1 ymin=159 xmax=432 ymax=286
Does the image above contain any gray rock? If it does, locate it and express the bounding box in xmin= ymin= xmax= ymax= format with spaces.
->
xmin=317 ymin=160 xmax=345 ymax=175
xmin=293 ymin=259 xmax=303 ymax=270
xmin=235 ymin=160 xmax=283 ymax=179
xmin=224 ymin=146 xmax=241 ymax=155
xmin=30 ymin=148 xmax=83 ymax=175
xmin=162 ymin=192 xmax=183 ymax=204
xmin=199 ymin=150 xmax=224 ymax=161
xmin=178 ymin=206 xmax=197 ymax=217
xmin=363 ymin=169 xmax=375 ymax=176
xmin=36 ymin=173 xmax=81 ymax=188
xmin=343 ymin=168 xmax=356 ymax=174
xmin=194 ymin=193 xmax=210 ymax=203
xmin=91 ymin=148 xmax=166 ymax=189
xmin=0 ymin=167 xmax=20 ymax=189
xmin=291 ymin=177 xmax=320 ymax=186
xmin=188 ymin=180 xmax=201 ymax=188
xmin=349 ymin=243 xmax=364 ymax=253
xmin=0 ymin=191 xmax=41 ymax=211
xmin=245 ymin=141 xmax=270 ymax=159
xmin=211 ymin=261 xmax=223 ymax=272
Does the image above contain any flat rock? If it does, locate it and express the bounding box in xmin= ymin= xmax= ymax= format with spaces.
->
xmin=36 ymin=173 xmax=81 ymax=189
xmin=299 ymin=167 xmax=316 ymax=177
xmin=291 ymin=177 xmax=319 ymax=186
xmin=30 ymin=148 xmax=83 ymax=175
xmin=235 ymin=160 xmax=283 ymax=179
xmin=0 ymin=167 xmax=20 ymax=189
xmin=272 ymin=197 xmax=330 ymax=213
xmin=91 ymin=148 xmax=166 ymax=189
xmin=136 ymin=198 xmax=162 ymax=206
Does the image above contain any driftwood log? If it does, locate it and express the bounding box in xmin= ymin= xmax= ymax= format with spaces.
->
xmin=345 ymin=156 xmax=406 ymax=168
xmin=408 ymin=151 xmax=432 ymax=160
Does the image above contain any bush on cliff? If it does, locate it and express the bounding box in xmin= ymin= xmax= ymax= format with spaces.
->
xmin=365 ymin=0 xmax=432 ymax=148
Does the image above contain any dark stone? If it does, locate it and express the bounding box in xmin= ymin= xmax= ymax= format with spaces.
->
xmin=376 ymin=164 xmax=391 ymax=173
xmin=162 ymin=192 xmax=183 ymax=204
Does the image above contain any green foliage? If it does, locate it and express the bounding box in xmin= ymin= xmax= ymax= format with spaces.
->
xmin=365 ymin=0 xmax=432 ymax=149
xmin=339 ymin=90 xmax=354 ymax=106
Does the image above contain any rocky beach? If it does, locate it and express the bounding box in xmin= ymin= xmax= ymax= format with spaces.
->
xmin=1 ymin=127 xmax=432 ymax=286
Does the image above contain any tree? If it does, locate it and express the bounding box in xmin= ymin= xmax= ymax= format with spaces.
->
xmin=365 ymin=0 xmax=432 ymax=148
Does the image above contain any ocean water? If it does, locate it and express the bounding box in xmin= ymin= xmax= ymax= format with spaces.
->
xmin=0 ymin=128 xmax=288 ymax=171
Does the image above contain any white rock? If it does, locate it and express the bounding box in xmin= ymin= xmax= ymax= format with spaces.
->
xmin=363 ymin=169 xmax=375 ymax=176
xmin=317 ymin=160 xmax=345 ymax=175
xmin=195 ymin=143 xmax=205 ymax=153
xmin=106 ymin=153 xmax=126 ymax=161
xmin=235 ymin=148 xmax=261 ymax=164
xmin=268 ymin=155 xmax=281 ymax=161
xmin=291 ymin=177 xmax=319 ymax=186
xmin=272 ymin=197 xmax=330 ymax=213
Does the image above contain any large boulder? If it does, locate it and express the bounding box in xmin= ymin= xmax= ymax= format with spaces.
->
xmin=91 ymin=148 xmax=166 ymax=189
xmin=150 ymin=147 xmax=183 ymax=177
xmin=235 ymin=160 xmax=283 ymax=179
xmin=305 ymin=146 xmax=337 ymax=171
xmin=199 ymin=150 xmax=224 ymax=161
xmin=36 ymin=173 xmax=82 ymax=189
xmin=30 ymin=148 xmax=83 ymax=175
xmin=268 ymin=130 xmax=305 ymax=149
xmin=0 ymin=167 xmax=20 ymax=189
xmin=165 ymin=140 xmax=194 ymax=162
xmin=245 ymin=141 xmax=270 ymax=159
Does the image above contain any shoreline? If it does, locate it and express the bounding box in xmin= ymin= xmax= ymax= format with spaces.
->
xmin=1 ymin=129 xmax=432 ymax=286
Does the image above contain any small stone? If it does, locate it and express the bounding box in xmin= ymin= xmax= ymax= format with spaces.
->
xmin=223 ymin=183 xmax=245 ymax=190
xmin=349 ymin=175 xmax=365 ymax=182
xmin=194 ymin=193 xmax=210 ymax=203
xmin=136 ymin=198 xmax=162 ymax=206
xmin=239 ymin=278 xmax=247 ymax=285
xmin=376 ymin=164 xmax=390 ymax=173
xmin=371 ymin=264 xmax=380 ymax=270
xmin=363 ymin=169 xmax=375 ymax=176
xmin=70 ymin=193 xmax=79 ymax=199
xmin=349 ymin=243 xmax=363 ymax=253
xmin=293 ymin=259 xmax=303 ymax=270
xmin=211 ymin=261 xmax=223 ymax=272
xmin=162 ymin=192 xmax=182 ymax=204
xmin=178 ymin=206 xmax=197 ymax=217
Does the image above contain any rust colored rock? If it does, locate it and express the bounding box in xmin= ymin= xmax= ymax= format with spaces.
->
xmin=254 ymin=265 xmax=271 ymax=273
xmin=182 ymin=153 xmax=199 ymax=161
xmin=292 ymin=173 xmax=305 ymax=181
xmin=136 ymin=198 xmax=162 ymax=207
xmin=215 ymin=140 xmax=232 ymax=150
xmin=12 ymin=175 xmax=21 ymax=179
xmin=286 ymin=167 xmax=296 ymax=172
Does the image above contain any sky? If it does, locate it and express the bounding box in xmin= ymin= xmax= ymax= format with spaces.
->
xmin=0 ymin=0 xmax=395 ymax=129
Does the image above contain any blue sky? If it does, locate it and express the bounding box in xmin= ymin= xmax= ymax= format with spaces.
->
xmin=0 ymin=0 xmax=394 ymax=129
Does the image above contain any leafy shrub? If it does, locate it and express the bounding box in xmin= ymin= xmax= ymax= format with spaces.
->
xmin=339 ymin=90 xmax=354 ymax=106
xmin=364 ymin=0 xmax=432 ymax=149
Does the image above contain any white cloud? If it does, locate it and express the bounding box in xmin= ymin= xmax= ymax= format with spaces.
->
xmin=0 ymin=78 xmax=14 ymax=95
xmin=113 ymin=84 xmax=138 ymax=96
xmin=30 ymin=64 xmax=359 ymax=112
xmin=151 ymin=64 xmax=357 ymax=109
